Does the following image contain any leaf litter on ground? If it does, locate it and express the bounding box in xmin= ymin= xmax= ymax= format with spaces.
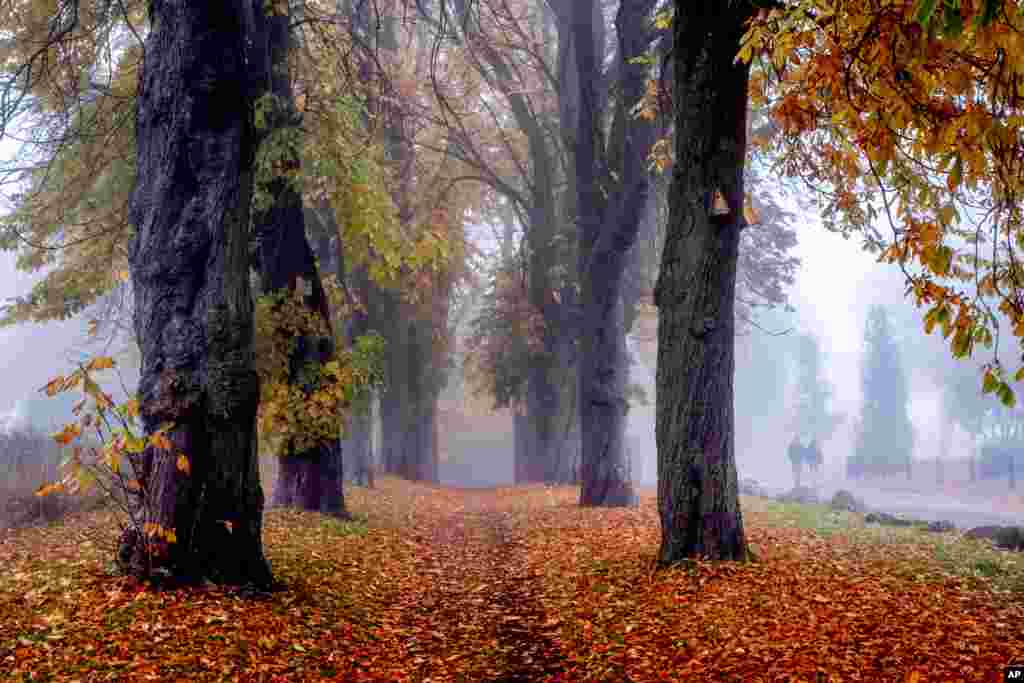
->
xmin=1 ymin=477 xmax=1021 ymax=681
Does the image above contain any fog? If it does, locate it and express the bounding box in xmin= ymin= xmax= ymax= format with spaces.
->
xmin=1 ymin=152 xmax=1021 ymax=533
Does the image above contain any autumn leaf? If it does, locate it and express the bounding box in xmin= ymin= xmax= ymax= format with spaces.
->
xmin=34 ymin=481 xmax=65 ymax=497
xmin=51 ymin=423 xmax=82 ymax=446
xmin=149 ymin=430 xmax=173 ymax=452
xmin=85 ymin=356 xmax=116 ymax=372
xmin=743 ymin=202 xmax=762 ymax=226
xmin=42 ymin=375 xmax=66 ymax=397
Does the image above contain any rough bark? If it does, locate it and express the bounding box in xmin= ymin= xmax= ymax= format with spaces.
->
xmin=121 ymin=0 xmax=272 ymax=585
xmin=654 ymin=2 xmax=754 ymax=564
xmin=249 ymin=4 xmax=347 ymax=517
xmin=575 ymin=0 xmax=657 ymax=507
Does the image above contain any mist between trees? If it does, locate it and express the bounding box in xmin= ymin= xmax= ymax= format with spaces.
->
xmin=0 ymin=0 xmax=1022 ymax=579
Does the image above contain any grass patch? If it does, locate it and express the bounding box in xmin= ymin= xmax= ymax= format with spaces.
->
xmin=750 ymin=498 xmax=859 ymax=536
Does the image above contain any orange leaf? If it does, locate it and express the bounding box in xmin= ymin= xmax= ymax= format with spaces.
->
xmin=86 ymin=356 xmax=116 ymax=372
xmin=149 ymin=431 xmax=173 ymax=451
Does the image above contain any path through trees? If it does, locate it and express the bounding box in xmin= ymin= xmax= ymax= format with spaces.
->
xmin=384 ymin=488 xmax=567 ymax=681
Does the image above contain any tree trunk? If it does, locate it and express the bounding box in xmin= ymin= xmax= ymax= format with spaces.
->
xmin=121 ymin=0 xmax=272 ymax=585
xmin=654 ymin=2 xmax=754 ymax=564
xmin=250 ymin=4 xmax=347 ymax=517
xmin=575 ymin=0 xmax=656 ymax=506
xmin=522 ymin=361 xmax=559 ymax=482
xmin=319 ymin=205 xmax=375 ymax=488
xmin=362 ymin=3 xmax=441 ymax=484
xmin=343 ymin=393 xmax=376 ymax=487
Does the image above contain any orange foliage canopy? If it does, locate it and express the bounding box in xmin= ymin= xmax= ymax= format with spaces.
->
xmin=742 ymin=0 xmax=1024 ymax=403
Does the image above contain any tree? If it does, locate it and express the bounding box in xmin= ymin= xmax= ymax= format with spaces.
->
xmin=978 ymin=402 xmax=1024 ymax=490
xmin=573 ymin=0 xmax=658 ymax=506
xmin=249 ymin=1 xmax=349 ymax=516
xmin=850 ymin=306 xmax=914 ymax=480
xmin=655 ymin=1 xmax=755 ymax=564
xmin=440 ymin=0 xmax=582 ymax=485
xmin=119 ymin=0 xmax=272 ymax=584
xmin=744 ymin=1 xmax=1024 ymax=404
xmin=0 ymin=1 xmax=456 ymax=499
xmin=790 ymin=333 xmax=842 ymax=450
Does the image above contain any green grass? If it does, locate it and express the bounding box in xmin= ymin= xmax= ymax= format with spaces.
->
xmin=742 ymin=494 xmax=1024 ymax=594
xmin=756 ymin=499 xmax=859 ymax=537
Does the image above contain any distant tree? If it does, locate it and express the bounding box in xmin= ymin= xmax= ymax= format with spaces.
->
xmin=939 ymin=357 xmax=988 ymax=483
xmin=850 ymin=306 xmax=914 ymax=480
xmin=976 ymin=402 xmax=1024 ymax=490
xmin=790 ymin=333 xmax=843 ymax=449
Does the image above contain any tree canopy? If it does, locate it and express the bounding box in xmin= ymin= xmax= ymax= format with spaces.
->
xmin=742 ymin=0 xmax=1024 ymax=403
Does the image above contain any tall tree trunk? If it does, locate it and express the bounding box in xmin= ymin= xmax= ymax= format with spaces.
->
xmin=341 ymin=259 xmax=375 ymax=489
xmin=575 ymin=0 xmax=656 ymax=506
xmin=520 ymin=179 xmax=563 ymax=483
xmin=367 ymin=2 xmax=441 ymax=483
xmin=250 ymin=4 xmax=347 ymax=517
xmin=121 ymin=0 xmax=272 ymax=585
xmin=654 ymin=2 xmax=754 ymax=564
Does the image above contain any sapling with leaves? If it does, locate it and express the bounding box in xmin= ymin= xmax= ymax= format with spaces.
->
xmin=35 ymin=357 xmax=185 ymax=575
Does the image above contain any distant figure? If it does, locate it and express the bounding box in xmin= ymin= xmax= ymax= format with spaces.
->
xmin=787 ymin=437 xmax=805 ymax=488
xmin=807 ymin=439 xmax=823 ymax=474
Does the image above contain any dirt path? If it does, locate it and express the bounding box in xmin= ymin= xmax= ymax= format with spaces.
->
xmin=384 ymin=488 xmax=566 ymax=682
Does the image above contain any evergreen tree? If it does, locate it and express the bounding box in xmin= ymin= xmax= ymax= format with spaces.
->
xmin=850 ymin=306 xmax=914 ymax=479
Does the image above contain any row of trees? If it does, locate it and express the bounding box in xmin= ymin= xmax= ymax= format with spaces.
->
xmin=792 ymin=302 xmax=1024 ymax=489
xmin=3 ymin=0 xmax=1024 ymax=582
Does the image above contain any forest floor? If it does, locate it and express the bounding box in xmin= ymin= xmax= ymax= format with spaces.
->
xmin=1 ymin=477 xmax=1023 ymax=682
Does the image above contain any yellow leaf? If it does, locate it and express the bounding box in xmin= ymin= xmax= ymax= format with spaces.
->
xmin=947 ymin=156 xmax=963 ymax=193
xmin=937 ymin=204 xmax=957 ymax=226
xmin=124 ymin=434 xmax=146 ymax=454
xmin=176 ymin=454 xmax=191 ymax=475
xmin=743 ymin=203 xmax=762 ymax=225
xmin=105 ymin=447 xmax=122 ymax=475
xmin=51 ymin=423 xmax=82 ymax=446
xmin=42 ymin=376 xmax=66 ymax=397
xmin=86 ymin=357 xmax=116 ymax=372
